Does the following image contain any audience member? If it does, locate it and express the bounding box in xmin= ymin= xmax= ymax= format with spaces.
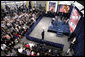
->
xmin=1 ymin=44 xmax=7 ymax=51
xmin=36 ymin=52 xmax=40 ymax=56
xmin=25 ymin=43 xmax=30 ymax=49
xmin=26 ymin=49 xmax=31 ymax=56
xmin=18 ymin=47 xmax=24 ymax=53
xmin=31 ymin=51 xmax=35 ymax=56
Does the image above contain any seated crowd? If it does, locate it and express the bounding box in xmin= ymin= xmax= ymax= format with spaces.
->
xmin=1 ymin=7 xmax=43 ymax=56
xmin=11 ymin=41 xmax=62 ymax=56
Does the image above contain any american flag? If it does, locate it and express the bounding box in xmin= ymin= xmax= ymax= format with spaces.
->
xmin=69 ymin=7 xmax=81 ymax=33
xmin=49 ymin=2 xmax=56 ymax=12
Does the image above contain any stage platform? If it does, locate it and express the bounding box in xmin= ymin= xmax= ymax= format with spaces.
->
xmin=29 ymin=17 xmax=70 ymax=52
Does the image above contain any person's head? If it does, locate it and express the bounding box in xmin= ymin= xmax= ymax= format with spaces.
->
xmin=52 ymin=18 xmax=55 ymax=21
xmin=48 ymin=49 xmax=51 ymax=53
xmin=37 ymin=52 xmax=40 ymax=56
xmin=31 ymin=51 xmax=35 ymax=54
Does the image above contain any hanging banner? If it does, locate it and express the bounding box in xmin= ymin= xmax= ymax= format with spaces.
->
xmin=26 ymin=1 xmax=28 ymax=8
xmin=47 ymin=1 xmax=58 ymax=12
xmin=45 ymin=1 xmax=47 ymax=13
xmin=58 ymin=1 xmax=60 ymax=5
xmin=59 ymin=5 xmax=70 ymax=13
xmin=49 ymin=2 xmax=56 ymax=12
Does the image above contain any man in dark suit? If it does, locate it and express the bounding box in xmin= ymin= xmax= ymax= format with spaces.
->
xmin=41 ymin=30 xmax=45 ymax=40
